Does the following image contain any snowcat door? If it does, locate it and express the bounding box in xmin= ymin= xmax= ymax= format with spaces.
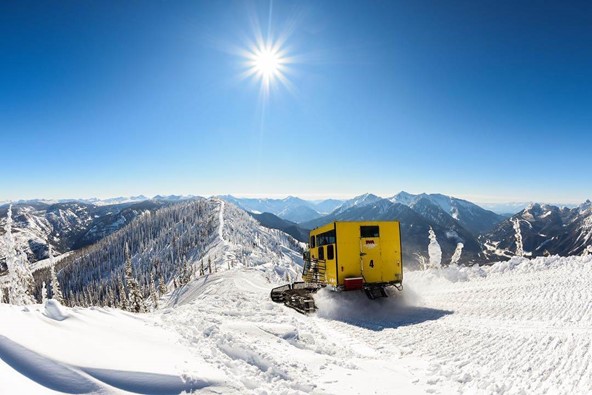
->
xmin=360 ymin=225 xmax=382 ymax=283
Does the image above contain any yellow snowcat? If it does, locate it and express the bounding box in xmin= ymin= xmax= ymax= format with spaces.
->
xmin=271 ymin=221 xmax=403 ymax=314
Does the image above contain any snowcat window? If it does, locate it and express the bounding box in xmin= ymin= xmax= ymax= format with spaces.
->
xmin=310 ymin=236 xmax=316 ymax=248
xmin=318 ymin=246 xmax=325 ymax=260
xmin=327 ymin=244 xmax=334 ymax=260
xmin=316 ymin=229 xmax=336 ymax=246
xmin=360 ymin=226 xmax=379 ymax=238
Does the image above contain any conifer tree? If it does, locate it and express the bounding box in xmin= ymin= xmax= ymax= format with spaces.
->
xmin=106 ymin=286 xmax=115 ymax=308
xmin=4 ymin=206 xmax=35 ymax=305
xmin=124 ymin=242 xmax=144 ymax=313
xmin=1 ymin=288 xmax=8 ymax=304
xmin=158 ymin=273 xmax=167 ymax=295
xmin=117 ymin=277 xmax=128 ymax=310
xmin=48 ymin=245 xmax=64 ymax=303
xmin=149 ymin=271 xmax=158 ymax=310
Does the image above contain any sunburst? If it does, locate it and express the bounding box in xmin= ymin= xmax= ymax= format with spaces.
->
xmin=242 ymin=38 xmax=293 ymax=100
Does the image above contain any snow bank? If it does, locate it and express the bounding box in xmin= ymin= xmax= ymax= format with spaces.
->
xmin=407 ymin=254 xmax=592 ymax=288
xmin=0 ymin=303 xmax=226 ymax=394
xmin=43 ymin=300 xmax=69 ymax=321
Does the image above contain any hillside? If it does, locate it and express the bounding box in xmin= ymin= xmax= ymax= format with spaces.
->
xmin=0 ymin=200 xmax=170 ymax=272
xmin=36 ymin=198 xmax=302 ymax=307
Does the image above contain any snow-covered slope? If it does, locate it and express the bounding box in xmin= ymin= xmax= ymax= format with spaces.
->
xmin=3 ymin=254 xmax=592 ymax=394
xmin=0 ymin=200 xmax=168 ymax=271
xmin=40 ymin=198 xmax=303 ymax=307
xmin=0 ymin=301 xmax=227 ymax=394
xmin=483 ymin=201 xmax=592 ymax=259
xmin=390 ymin=191 xmax=504 ymax=235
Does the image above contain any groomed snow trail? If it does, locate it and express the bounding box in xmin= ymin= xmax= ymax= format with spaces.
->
xmin=158 ymin=255 xmax=592 ymax=394
xmin=159 ymin=269 xmax=427 ymax=394
xmin=397 ymin=256 xmax=592 ymax=394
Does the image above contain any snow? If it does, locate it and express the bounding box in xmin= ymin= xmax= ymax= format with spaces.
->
xmin=43 ymin=299 xmax=69 ymax=321
xmin=3 ymin=249 xmax=592 ymax=393
xmin=0 ymin=302 xmax=226 ymax=394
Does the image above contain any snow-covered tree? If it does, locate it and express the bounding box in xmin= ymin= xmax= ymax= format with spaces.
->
xmin=41 ymin=281 xmax=48 ymax=305
xmin=513 ymin=218 xmax=524 ymax=257
xmin=48 ymin=245 xmax=64 ymax=303
xmin=117 ymin=277 xmax=128 ymax=310
xmin=413 ymin=252 xmax=429 ymax=270
xmin=0 ymin=288 xmax=8 ymax=304
xmin=124 ymin=242 xmax=144 ymax=313
xmin=428 ymin=227 xmax=442 ymax=269
xmin=158 ymin=273 xmax=167 ymax=295
xmin=4 ymin=205 xmax=35 ymax=305
xmin=450 ymin=242 xmax=464 ymax=266
xmin=149 ymin=271 xmax=158 ymax=310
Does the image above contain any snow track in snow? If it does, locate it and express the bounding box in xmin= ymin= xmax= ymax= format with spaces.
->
xmin=3 ymin=253 xmax=592 ymax=394
xmin=157 ymin=255 xmax=592 ymax=394
xmin=398 ymin=256 xmax=592 ymax=394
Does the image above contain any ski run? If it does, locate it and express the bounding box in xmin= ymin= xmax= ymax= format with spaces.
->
xmin=2 ymin=252 xmax=592 ymax=394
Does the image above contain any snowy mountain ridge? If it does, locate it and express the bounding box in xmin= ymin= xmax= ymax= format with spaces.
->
xmin=483 ymin=201 xmax=592 ymax=259
xmin=219 ymin=195 xmax=345 ymax=223
xmin=0 ymin=200 xmax=171 ymax=272
xmin=35 ymin=198 xmax=303 ymax=307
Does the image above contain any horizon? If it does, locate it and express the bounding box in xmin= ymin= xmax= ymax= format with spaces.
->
xmin=1 ymin=1 xmax=590 ymax=204
xmin=1 ymin=190 xmax=587 ymax=208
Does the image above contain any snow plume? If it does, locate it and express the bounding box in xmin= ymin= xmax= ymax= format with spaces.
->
xmin=450 ymin=242 xmax=464 ymax=266
xmin=314 ymin=287 xmax=426 ymax=329
xmin=428 ymin=227 xmax=442 ymax=269
xmin=513 ymin=218 xmax=524 ymax=257
xmin=3 ymin=205 xmax=35 ymax=305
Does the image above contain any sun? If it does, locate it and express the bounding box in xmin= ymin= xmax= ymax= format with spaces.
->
xmin=243 ymin=39 xmax=292 ymax=99
xmin=253 ymin=46 xmax=283 ymax=79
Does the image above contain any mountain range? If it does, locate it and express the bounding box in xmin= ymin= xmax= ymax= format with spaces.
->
xmin=2 ymin=193 xmax=591 ymax=272
xmin=482 ymin=201 xmax=592 ymax=259
xmin=294 ymin=192 xmax=504 ymax=265
xmin=0 ymin=199 xmax=173 ymax=272
xmin=219 ymin=195 xmax=344 ymax=223
xmin=236 ymin=192 xmax=592 ymax=265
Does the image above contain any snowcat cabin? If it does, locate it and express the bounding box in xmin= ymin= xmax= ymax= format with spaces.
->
xmin=305 ymin=221 xmax=403 ymax=298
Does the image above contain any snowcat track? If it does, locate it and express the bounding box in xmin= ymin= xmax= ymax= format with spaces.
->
xmin=270 ymin=282 xmax=322 ymax=314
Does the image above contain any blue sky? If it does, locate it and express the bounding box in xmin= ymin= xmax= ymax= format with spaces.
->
xmin=1 ymin=1 xmax=590 ymax=203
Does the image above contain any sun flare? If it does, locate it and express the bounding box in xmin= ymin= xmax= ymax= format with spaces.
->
xmin=253 ymin=46 xmax=282 ymax=79
xmin=242 ymin=39 xmax=292 ymax=99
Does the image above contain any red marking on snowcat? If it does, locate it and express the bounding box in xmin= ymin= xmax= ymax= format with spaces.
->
xmin=344 ymin=277 xmax=364 ymax=290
